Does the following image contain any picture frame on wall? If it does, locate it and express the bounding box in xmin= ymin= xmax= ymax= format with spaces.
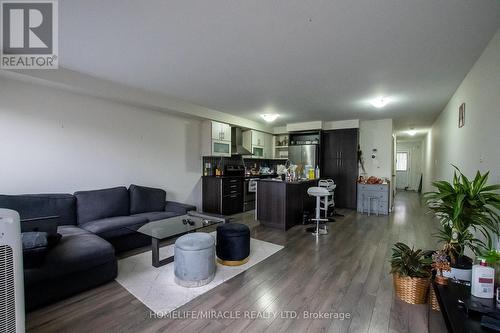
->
xmin=459 ymin=103 xmax=465 ymax=128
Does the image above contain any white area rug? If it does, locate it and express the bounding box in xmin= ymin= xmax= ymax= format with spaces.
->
xmin=116 ymin=232 xmax=283 ymax=314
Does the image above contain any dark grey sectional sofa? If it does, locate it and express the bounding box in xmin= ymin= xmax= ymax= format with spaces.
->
xmin=0 ymin=184 xmax=196 ymax=311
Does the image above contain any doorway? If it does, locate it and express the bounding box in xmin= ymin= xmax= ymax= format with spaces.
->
xmin=396 ymin=151 xmax=410 ymax=189
xmin=395 ymin=139 xmax=424 ymax=191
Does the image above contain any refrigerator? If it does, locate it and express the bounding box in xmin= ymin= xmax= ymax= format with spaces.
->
xmin=288 ymin=145 xmax=318 ymax=176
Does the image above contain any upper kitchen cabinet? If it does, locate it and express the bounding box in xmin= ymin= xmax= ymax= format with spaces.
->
xmin=264 ymin=133 xmax=273 ymax=159
xmin=242 ymin=130 xmax=273 ymax=158
xmin=252 ymin=130 xmax=265 ymax=147
xmin=211 ymin=121 xmax=231 ymax=141
xmin=201 ymin=120 xmax=232 ymax=156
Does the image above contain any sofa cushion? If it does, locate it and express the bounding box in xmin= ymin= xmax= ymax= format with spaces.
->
xmin=0 ymin=194 xmax=76 ymax=226
xmin=22 ymin=232 xmax=49 ymax=250
xmin=22 ymin=232 xmax=49 ymax=269
xmin=129 ymin=184 xmax=166 ymax=215
xmin=165 ymin=201 xmax=197 ymax=215
xmin=131 ymin=211 xmax=178 ymax=222
xmin=75 ymin=187 xmax=129 ymax=224
xmin=80 ymin=215 xmax=148 ymax=239
xmin=24 ymin=225 xmax=115 ymax=284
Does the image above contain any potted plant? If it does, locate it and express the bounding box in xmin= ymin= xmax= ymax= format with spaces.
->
xmin=425 ymin=166 xmax=500 ymax=281
xmin=391 ymin=242 xmax=433 ymax=304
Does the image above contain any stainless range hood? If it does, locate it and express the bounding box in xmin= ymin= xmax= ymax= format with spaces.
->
xmin=231 ymin=127 xmax=252 ymax=155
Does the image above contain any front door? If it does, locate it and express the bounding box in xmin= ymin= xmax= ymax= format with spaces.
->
xmin=396 ymin=151 xmax=409 ymax=189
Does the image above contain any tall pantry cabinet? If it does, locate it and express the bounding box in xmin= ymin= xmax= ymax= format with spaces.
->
xmin=321 ymin=129 xmax=359 ymax=209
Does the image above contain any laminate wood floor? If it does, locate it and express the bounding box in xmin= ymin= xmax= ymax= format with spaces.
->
xmin=26 ymin=191 xmax=447 ymax=333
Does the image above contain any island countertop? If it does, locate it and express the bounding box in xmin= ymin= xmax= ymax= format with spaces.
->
xmin=259 ymin=178 xmax=318 ymax=185
xmin=256 ymin=178 xmax=317 ymax=230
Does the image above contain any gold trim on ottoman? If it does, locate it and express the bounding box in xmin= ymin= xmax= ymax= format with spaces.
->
xmin=217 ymin=257 xmax=249 ymax=266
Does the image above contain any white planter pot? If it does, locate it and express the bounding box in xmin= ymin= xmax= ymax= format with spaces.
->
xmin=443 ymin=267 xmax=472 ymax=282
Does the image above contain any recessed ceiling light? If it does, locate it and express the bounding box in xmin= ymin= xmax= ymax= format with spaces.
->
xmin=370 ymin=96 xmax=391 ymax=108
xmin=261 ymin=114 xmax=279 ymax=122
xmin=407 ymin=130 xmax=416 ymax=136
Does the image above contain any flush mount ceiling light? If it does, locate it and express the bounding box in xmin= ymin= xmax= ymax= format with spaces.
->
xmin=370 ymin=96 xmax=391 ymax=108
xmin=260 ymin=114 xmax=279 ymax=122
xmin=407 ymin=129 xmax=417 ymax=136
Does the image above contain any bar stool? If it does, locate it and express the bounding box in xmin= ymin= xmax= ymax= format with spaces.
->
xmin=318 ymin=179 xmax=336 ymax=220
xmin=306 ymin=187 xmax=330 ymax=235
xmin=362 ymin=194 xmax=380 ymax=216
xmin=368 ymin=196 xmax=380 ymax=216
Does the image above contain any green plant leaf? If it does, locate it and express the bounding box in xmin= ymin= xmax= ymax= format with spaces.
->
xmin=390 ymin=242 xmax=432 ymax=278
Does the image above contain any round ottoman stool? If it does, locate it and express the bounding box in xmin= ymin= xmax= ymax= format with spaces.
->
xmin=216 ymin=223 xmax=250 ymax=266
xmin=174 ymin=232 xmax=215 ymax=287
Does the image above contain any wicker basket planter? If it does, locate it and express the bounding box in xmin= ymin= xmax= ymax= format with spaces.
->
xmin=428 ymin=286 xmax=440 ymax=311
xmin=393 ymin=273 xmax=430 ymax=304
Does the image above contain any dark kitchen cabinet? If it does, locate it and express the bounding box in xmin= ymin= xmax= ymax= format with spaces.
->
xmin=202 ymin=177 xmax=244 ymax=215
xmin=321 ymin=129 xmax=359 ymax=209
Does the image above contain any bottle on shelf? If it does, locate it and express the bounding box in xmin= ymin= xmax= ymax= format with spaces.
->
xmin=215 ymin=162 xmax=222 ymax=177
xmin=204 ymin=162 xmax=211 ymax=176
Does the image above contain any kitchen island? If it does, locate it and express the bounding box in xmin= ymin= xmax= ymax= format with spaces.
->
xmin=256 ymin=178 xmax=317 ymax=231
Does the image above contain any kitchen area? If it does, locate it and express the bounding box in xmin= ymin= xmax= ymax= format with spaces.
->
xmin=201 ymin=120 xmax=362 ymax=231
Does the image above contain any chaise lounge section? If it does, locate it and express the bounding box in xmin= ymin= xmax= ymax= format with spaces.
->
xmin=0 ymin=194 xmax=117 ymax=311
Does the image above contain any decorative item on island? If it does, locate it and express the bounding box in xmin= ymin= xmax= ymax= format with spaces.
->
xmin=276 ymin=161 xmax=319 ymax=182
xmin=390 ymin=242 xmax=432 ymax=304
xmin=357 ymin=175 xmax=387 ymax=184
xmin=432 ymin=250 xmax=451 ymax=285
xmin=425 ymin=166 xmax=500 ymax=282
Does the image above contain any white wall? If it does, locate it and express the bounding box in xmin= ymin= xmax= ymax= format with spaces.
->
xmin=322 ymin=119 xmax=360 ymax=130
xmin=0 ymin=77 xmax=203 ymax=207
xmin=286 ymin=121 xmax=323 ymax=132
xmin=426 ymin=28 xmax=500 ymax=190
xmin=359 ymin=119 xmax=394 ymax=180
xmin=274 ymin=119 xmax=360 ymax=134
xmin=359 ymin=119 xmax=394 ymax=209
xmin=0 ymin=68 xmax=273 ymax=133
xmin=422 ymin=131 xmax=434 ymax=193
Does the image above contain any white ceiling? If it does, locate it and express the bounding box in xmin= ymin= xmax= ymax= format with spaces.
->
xmin=60 ymin=0 xmax=500 ymax=129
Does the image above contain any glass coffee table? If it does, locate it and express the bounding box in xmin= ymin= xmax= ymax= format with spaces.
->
xmin=126 ymin=211 xmax=225 ymax=267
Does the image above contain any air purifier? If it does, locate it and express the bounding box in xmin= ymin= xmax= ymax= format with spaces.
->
xmin=0 ymin=209 xmax=25 ymax=333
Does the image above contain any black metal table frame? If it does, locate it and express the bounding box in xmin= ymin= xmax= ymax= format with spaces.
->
xmin=150 ymin=229 xmax=200 ymax=268
xmin=141 ymin=211 xmax=227 ymax=267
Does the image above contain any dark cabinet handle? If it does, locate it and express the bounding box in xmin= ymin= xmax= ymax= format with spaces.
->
xmin=230 ymin=195 xmax=238 ymax=198
xmin=230 ymin=190 xmax=238 ymax=194
xmin=230 ymin=185 xmax=237 ymax=188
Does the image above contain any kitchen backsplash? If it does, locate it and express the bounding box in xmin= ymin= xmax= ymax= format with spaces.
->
xmin=202 ymin=156 xmax=284 ymax=174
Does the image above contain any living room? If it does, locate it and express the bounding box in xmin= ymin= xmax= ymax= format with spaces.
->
xmin=1 ymin=1 xmax=500 ymax=332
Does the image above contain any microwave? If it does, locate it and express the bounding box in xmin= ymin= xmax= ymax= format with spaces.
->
xmin=212 ymin=139 xmax=231 ymax=156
